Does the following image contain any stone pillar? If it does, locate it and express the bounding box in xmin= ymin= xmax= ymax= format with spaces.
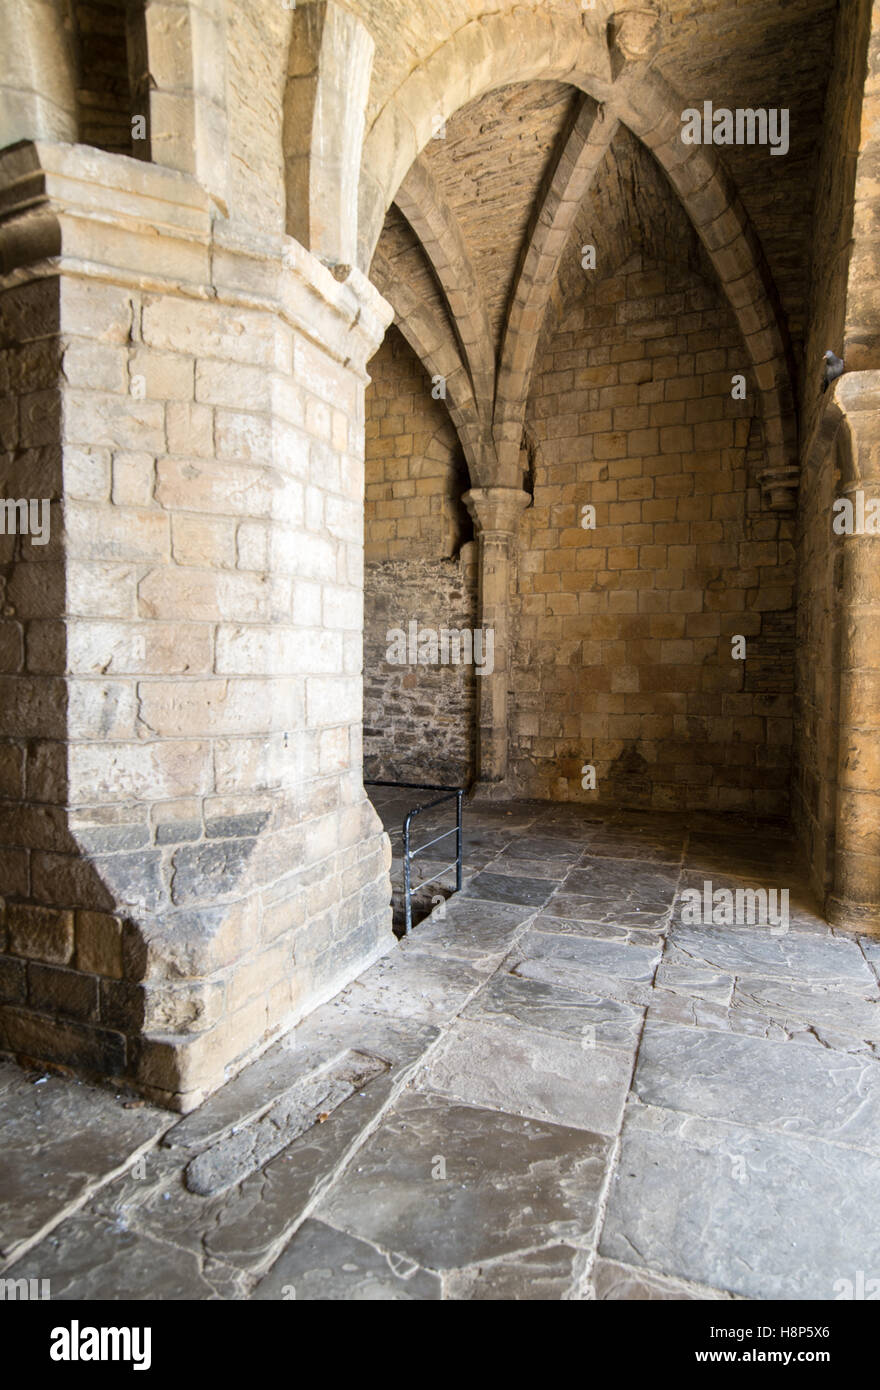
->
xmin=0 ymin=140 xmax=395 ymax=1109
xmin=826 ymin=373 xmax=880 ymax=934
xmin=462 ymin=487 xmax=530 ymax=794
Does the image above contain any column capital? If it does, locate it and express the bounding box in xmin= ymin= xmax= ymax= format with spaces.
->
xmin=462 ymin=487 xmax=531 ymax=537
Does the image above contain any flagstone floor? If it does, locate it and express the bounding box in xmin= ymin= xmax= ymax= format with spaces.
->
xmin=2 ymin=799 xmax=880 ymax=1301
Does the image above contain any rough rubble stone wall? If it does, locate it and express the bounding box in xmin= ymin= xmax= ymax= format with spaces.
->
xmin=509 ymin=253 xmax=795 ymax=814
xmin=363 ymin=326 xmax=476 ymax=786
xmin=0 ymin=144 xmax=393 ymax=1111
xmin=363 ymin=557 xmax=477 ymax=787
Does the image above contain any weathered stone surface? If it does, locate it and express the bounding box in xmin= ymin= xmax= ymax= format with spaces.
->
xmin=0 ymin=1062 xmax=169 ymax=1260
xmin=462 ymin=970 xmax=643 ymax=1050
xmin=4 ymin=1213 xmax=239 ymax=1300
xmin=509 ymin=955 xmax=656 ymax=1008
xmin=443 ymin=1244 xmax=588 ymax=1300
xmin=161 ymin=1033 xmax=318 ymax=1155
xmin=580 ymin=826 xmax=685 ymax=864
xmin=316 ymin=1090 xmax=611 ymax=1272
xmin=590 ymin=1258 xmax=734 ymax=1301
xmin=558 ymin=860 xmax=680 ymax=906
xmin=600 ymin=1104 xmax=880 ymax=1300
xmin=517 ymin=928 xmax=662 ymax=983
xmin=462 ymin=871 xmax=555 ymax=908
xmin=543 ymin=891 xmax=672 ymax=930
xmin=860 ymin=937 xmax=880 ymax=979
xmin=653 ymin=960 xmax=736 ymax=1005
xmin=404 ymin=898 xmax=534 ymax=965
xmin=665 ymin=922 xmax=876 ymax=986
xmin=184 ymin=1051 xmax=389 ymax=1197
xmin=252 ymin=1218 xmax=442 ymax=1301
xmin=532 ymin=912 xmax=666 ymax=946
xmin=633 ymin=1021 xmax=880 ymax=1150
xmin=496 ymin=835 xmax=587 ymax=862
xmin=419 ymin=1017 xmax=633 ymax=1134
xmin=732 ymin=976 xmax=880 ymax=1044
xmin=684 ymin=833 xmax=802 ymax=881
xmin=109 ymin=1009 xmax=440 ymax=1270
xmin=485 ymin=854 xmax=579 ymax=880
xmin=336 ymin=947 xmax=484 ymax=1023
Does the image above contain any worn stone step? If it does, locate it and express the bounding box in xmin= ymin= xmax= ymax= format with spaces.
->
xmin=184 ymin=1051 xmax=389 ymax=1196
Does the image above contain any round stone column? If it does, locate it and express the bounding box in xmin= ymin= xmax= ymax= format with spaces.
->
xmin=462 ymin=487 xmax=531 ymax=794
xmin=826 ymin=373 xmax=880 ymax=934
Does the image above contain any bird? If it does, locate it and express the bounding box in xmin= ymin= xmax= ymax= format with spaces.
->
xmin=822 ymin=349 xmax=845 ymax=393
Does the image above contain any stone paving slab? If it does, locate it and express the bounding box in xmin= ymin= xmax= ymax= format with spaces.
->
xmin=403 ymin=898 xmax=535 ymax=964
xmin=6 ymin=1212 xmax=241 ymax=1300
xmin=443 ymin=1244 xmax=588 ymax=1300
xmin=517 ymin=927 xmax=662 ymax=982
xmin=543 ymin=891 xmax=673 ymax=930
xmin=731 ymin=976 xmax=880 ymax=1045
xmin=654 ymin=960 xmax=736 ymax=1004
xmin=462 ymin=871 xmax=556 ymax=907
xmin=559 ymin=860 xmax=681 ymax=902
xmin=531 ymin=912 xmax=666 ymax=947
xmin=633 ymin=1020 xmax=880 ymax=1151
xmin=676 ymin=869 xmax=823 ymax=921
xmin=464 ymin=801 xmax=543 ymax=829
xmin=510 ymin=954 xmax=656 ymax=1008
xmin=485 ymin=854 xmax=581 ymax=880
xmin=590 ymin=1257 xmax=735 ymax=1301
xmin=315 ymin=1090 xmax=612 ymax=1272
xmin=498 ymin=834 xmax=589 ymax=860
xmin=334 ymin=947 xmax=485 ymax=1024
xmin=577 ymin=827 xmax=685 ymax=864
xmin=252 ymin=1218 xmax=442 ymax=1301
xmin=0 ymin=1063 xmax=170 ymax=1263
xmin=665 ymin=921 xmax=876 ymax=986
xmin=645 ymin=987 xmax=878 ymax=1055
xmin=419 ymin=1016 xmax=634 ymax=1134
xmin=600 ymin=1104 xmax=880 ymax=1300
xmin=184 ymin=1051 xmax=389 ymax=1198
xmin=162 ymin=1004 xmax=436 ymax=1159
xmin=462 ymin=970 xmax=644 ymax=1050
xmin=684 ymin=833 xmax=803 ymax=877
xmin=859 ymin=937 xmax=880 ymax=980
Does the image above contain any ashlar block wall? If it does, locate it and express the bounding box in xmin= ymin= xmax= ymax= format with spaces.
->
xmin=0 ymin=142 xmax=394 ymax=1110
xmin=509 ymin=253 xmax=796 ymax=813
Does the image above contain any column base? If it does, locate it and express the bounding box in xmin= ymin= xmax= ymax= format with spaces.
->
xmin=824 ymin=894 xmax=880 ymax=937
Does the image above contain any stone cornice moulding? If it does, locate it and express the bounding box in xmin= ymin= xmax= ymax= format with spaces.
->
xmin=0 ymin=141 xmax=393 ymax=377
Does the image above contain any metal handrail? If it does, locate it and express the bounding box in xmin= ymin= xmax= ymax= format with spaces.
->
xmin=365 ymin=781 xmax=464 ymax=934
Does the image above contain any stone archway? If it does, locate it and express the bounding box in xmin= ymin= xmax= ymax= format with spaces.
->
xmin=357 ymin=7 xmax=797 ymax=508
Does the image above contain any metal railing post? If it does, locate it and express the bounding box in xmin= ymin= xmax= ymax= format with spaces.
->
xmin=403 ymin=810 xmax=413 ymax=936
xmin=364 ymin=781 xmax=465 ymax=934
xmin=455 ymin=789 xmax=463 ymax=892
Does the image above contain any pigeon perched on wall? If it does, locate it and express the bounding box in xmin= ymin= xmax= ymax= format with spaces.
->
xmin=822 ymin=349 xmax=845 ymax=393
